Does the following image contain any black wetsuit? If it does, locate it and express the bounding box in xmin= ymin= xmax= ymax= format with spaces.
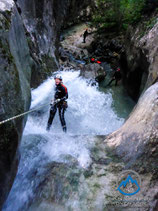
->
xmin=108 ymin=71 xmax=122 ymax=86
xmin=47 ymin=83 xmax=68 ymax=132
xmin=83 ymin=30 xmax=88 ymax=43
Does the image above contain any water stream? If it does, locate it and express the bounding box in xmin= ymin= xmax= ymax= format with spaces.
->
xmin=3 ymin=69 xmax=134 ymax=211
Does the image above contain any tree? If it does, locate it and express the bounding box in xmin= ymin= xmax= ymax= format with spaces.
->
xmin=92 ymin=0 xmax=146 ymax=31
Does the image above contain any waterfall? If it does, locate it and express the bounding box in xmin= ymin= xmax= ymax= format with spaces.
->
xmin=3 ymin=70 xmax=124 ymax=211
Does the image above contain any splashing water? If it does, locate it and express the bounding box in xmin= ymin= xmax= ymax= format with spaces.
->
xmin=28 ymin=70 xmax=123 ymax=135
xmin=3 ymin=70 xmax=125 ymax=211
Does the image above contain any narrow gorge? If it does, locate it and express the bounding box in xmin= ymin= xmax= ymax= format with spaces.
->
xmin=0 ymin=0 xmax=158 ymax=210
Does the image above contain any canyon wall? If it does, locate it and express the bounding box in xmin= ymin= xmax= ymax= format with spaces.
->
xmin=0 ymin=0 xmax=90 ymax=208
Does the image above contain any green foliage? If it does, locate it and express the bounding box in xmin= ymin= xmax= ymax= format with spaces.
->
xmin=92 ymin=0 xmax=120 ymax=30
xmin=139 ymin=16 xmax=158 ymax=38
xmin=145 ymin=17 xmax=157 ymax=30
xmin=92 ymin=0 xmax=146 ymax=31
xmin=120 ymin=0 xmax=145 ymax=24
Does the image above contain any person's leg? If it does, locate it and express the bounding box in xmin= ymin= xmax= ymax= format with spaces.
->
xmin=47 ymin=105 xmax=57 ymax=131
xmin=115 ymin=79 xmax=118 ymax=86
xmin=58 ymin=106 xmax=67 ymax=133
xmin=83 ymin=36 xmax=86 ymax=43
xmin=107 ymin=78 xmax=115 ymax=86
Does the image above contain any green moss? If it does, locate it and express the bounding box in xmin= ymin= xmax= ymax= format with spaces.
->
xmin=0 ymin=13 xmax=11 ymax=30
xmin=84 ymin=170 xmax=93 ymax=178
xmin=139 ymin=16 xmax=158 ymax=38
xmin=93 ymin=183 xmax=101 ymax=189
xmin=105 ymin=147 xmax=122 ymax=164
xmin=145 ymin=17 xmax=157 ymax=30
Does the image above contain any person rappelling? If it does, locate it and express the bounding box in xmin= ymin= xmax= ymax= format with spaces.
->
xmin=46 ymin=75 xmax=68 ymax=132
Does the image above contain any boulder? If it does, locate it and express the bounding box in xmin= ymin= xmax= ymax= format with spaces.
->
xmin=106 ymin=82 xmax=158 ymax=164
xmin=80 ymin=63 xmax=106 ymax=82
xmin=105 ymin=83 xmax=158 ymax=209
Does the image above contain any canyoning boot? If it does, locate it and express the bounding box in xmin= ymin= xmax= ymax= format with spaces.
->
xmin=46 ymin=124 xmax=51 ymax=131
xmin=63 ymin=126 xmax=67 ymax=133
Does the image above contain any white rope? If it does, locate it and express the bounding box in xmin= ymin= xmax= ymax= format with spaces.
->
xmin=0 ymin=103 xmax=50 ymax=126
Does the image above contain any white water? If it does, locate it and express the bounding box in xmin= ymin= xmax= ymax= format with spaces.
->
xmin=3 ymin=70 xmax=124 ymax=211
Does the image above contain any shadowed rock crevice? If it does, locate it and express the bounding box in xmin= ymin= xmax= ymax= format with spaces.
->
xmin=120 ymin=49 xmax=150 ymax=101
xmin=121 ymin=17 xmax=158 ymax=101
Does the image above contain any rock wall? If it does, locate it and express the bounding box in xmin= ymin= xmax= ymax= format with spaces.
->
xmin=106 ymin=83 xmax=158 ymax=209
xmin=17 ymin=0 xmax=91 ymax=87
xmin=0 ymin=1 xmax=32 ymax=208
xmin=0 ymin=0 xmax=90 ymax=208
xmin=120 ymin=16 xmax=158 ymax=101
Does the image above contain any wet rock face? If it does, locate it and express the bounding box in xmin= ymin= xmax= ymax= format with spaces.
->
xmin=16 ymin=0 xmax=91 ymax=88
xmin=80 ymin=63 xmax=106 ymax=83
xmin=104 ymin=83 xmax=158 ymax=210
xmin=0 ymin=0 xmax=91 ymax=208
xmin=121 ymin=20 xmax=158 ymax=101
xmin=88 ymin=36 xmax=123 ymax=65
xmin=22 ymin=134 xmax=157 ymax=210
xmin=0 ymin=3 xmax=32 ymax=208
xmin=106 ymin=82 xmax=158 ymax=180
xmin=21 ymin=136 xmax=124 ymax=211
xmin=16 ymin=0 xmax=59 ymax=87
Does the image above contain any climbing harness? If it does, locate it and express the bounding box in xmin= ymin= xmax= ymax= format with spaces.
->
xmin=0 ymin=103 xmax=50 ymax=126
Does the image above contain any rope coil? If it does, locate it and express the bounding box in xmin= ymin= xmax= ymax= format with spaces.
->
xmin=0 ymin=103 xmax=50 ymax=126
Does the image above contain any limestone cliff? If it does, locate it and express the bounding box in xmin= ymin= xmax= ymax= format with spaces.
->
xmin=0 ymin=0 xmax=90 ymax=208
xmin=121 ymin=14 xmax=158 ymax=100
xmin=17 ymin=0 xmax=91 ymax=87
xmin=0 ymin=1 xmax=33 ymax=208
xmin=106 ymin=83 xmax=158 ymax=210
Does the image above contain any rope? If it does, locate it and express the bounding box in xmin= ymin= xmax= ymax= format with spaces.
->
xmin=0 ymin=103 xmax=50 ymax=126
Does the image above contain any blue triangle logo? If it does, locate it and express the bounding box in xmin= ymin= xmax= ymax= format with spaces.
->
xmin=117 ymin=175 xmax=140 ymax=196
